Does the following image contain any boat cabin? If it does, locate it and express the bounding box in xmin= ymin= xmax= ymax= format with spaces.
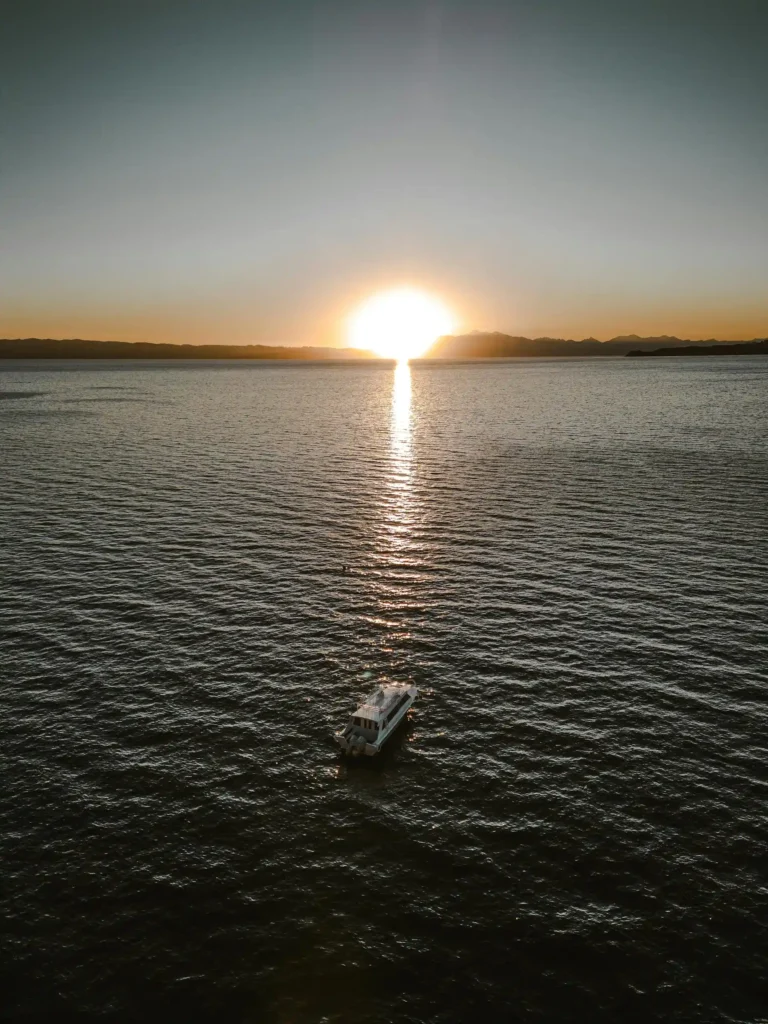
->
xmin=336 ymin=682 xmax=418 ymax=756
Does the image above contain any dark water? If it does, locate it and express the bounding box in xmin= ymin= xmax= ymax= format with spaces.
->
xmin=1 ymin=357 xmax=767 ymax=1024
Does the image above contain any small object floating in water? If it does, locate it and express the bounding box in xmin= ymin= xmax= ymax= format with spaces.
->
xmin=335 ymin=682 xmax=418 ymax=757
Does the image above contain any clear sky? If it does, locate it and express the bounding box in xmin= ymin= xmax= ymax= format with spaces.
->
xmin=2 ymin=0 xmax=766 ymax=345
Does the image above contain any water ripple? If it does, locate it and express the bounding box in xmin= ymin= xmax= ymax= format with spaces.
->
xmin=1 ymin=357 xmax=767 ymax=1023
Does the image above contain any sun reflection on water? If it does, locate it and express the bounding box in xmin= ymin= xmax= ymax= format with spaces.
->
xmin=391 ymin=360 xmax=412 ymax=463
xmin=385 ymin=360 xmax=414 ymax=547
xmin=363 ymin=360 xmax=421 ymax=673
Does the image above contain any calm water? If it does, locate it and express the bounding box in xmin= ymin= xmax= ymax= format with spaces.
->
xmin=1 ymin=357 xmax=767 ymax=1023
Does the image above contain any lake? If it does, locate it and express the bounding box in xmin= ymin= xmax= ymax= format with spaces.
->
xmin=1 ymin=357 xmax=767 ymax=1023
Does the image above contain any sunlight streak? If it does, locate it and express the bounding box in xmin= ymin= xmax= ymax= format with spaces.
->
xmin=387 ymin=360 xmax=414 ymax=536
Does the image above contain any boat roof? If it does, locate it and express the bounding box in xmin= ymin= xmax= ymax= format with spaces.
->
xmin=354 ymin=683 xmax=412 ymax=720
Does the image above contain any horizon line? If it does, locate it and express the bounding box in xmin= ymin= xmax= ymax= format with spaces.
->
xmin=2 ymin=332 xmax=767 ymax=348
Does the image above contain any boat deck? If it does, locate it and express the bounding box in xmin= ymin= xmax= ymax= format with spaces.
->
xmin=355 ymin=684 xmax=410 ymax=721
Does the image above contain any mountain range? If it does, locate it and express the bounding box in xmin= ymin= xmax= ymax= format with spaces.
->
xmin=0 ymin=339 xmax=370 ymax=360
xmin=427 ymin=333 xmax=766 ymax=358
xmin=0 ymin=334 xmax=765 ymax=360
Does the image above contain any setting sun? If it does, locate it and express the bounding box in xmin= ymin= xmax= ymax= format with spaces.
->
xmin=348 ymin=288 xmax=455 ymax=360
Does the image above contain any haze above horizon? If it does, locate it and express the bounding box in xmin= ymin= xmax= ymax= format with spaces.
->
xmin=2 ymin=0 xmax=766 ymax=345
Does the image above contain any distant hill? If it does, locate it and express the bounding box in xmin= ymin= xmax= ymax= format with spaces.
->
xmin=4 ymin=334 xmax=765 ymax=362
xmin=0 ymin=338 xmax=373 ymax=360
xmin=427 ymin=333 xmax=765 ymax=358
xmin=627 ymin=339 xmax=768 ymax=357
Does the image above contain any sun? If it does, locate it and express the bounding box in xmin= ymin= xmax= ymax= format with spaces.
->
xmin=348 ymin=288 xmax=455 ymax=360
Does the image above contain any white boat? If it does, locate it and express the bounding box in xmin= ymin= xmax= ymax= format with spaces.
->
xmin=335 ymin=682 xmax=418 ymax=756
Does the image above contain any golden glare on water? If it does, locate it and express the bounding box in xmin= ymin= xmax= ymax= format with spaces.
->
xmin=391 ymin=359 xmax=412 ymax=479
xmin=383 ymin=359 xmax=415 ymax=550
xmin=348 ymin=287 xmax=455 ymax=360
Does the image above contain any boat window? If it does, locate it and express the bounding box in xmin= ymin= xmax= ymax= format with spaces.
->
xmin=391 ymin=695 xmax=407 ymax=716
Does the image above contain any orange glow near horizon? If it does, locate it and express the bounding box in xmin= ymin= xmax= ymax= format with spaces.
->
xmin=347 ymin=288 xmax=455 ymax=360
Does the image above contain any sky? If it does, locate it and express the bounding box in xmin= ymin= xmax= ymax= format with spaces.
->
xmin=1 ymin=0 xmax=767 ymax=345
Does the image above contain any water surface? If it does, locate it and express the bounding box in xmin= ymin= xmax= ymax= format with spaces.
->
xmin=2 ymin=357 xmax=767 ymax=1023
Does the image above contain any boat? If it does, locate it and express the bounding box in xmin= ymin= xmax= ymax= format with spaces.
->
xmin=335 ymin=682 xmax=418 ymax=756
